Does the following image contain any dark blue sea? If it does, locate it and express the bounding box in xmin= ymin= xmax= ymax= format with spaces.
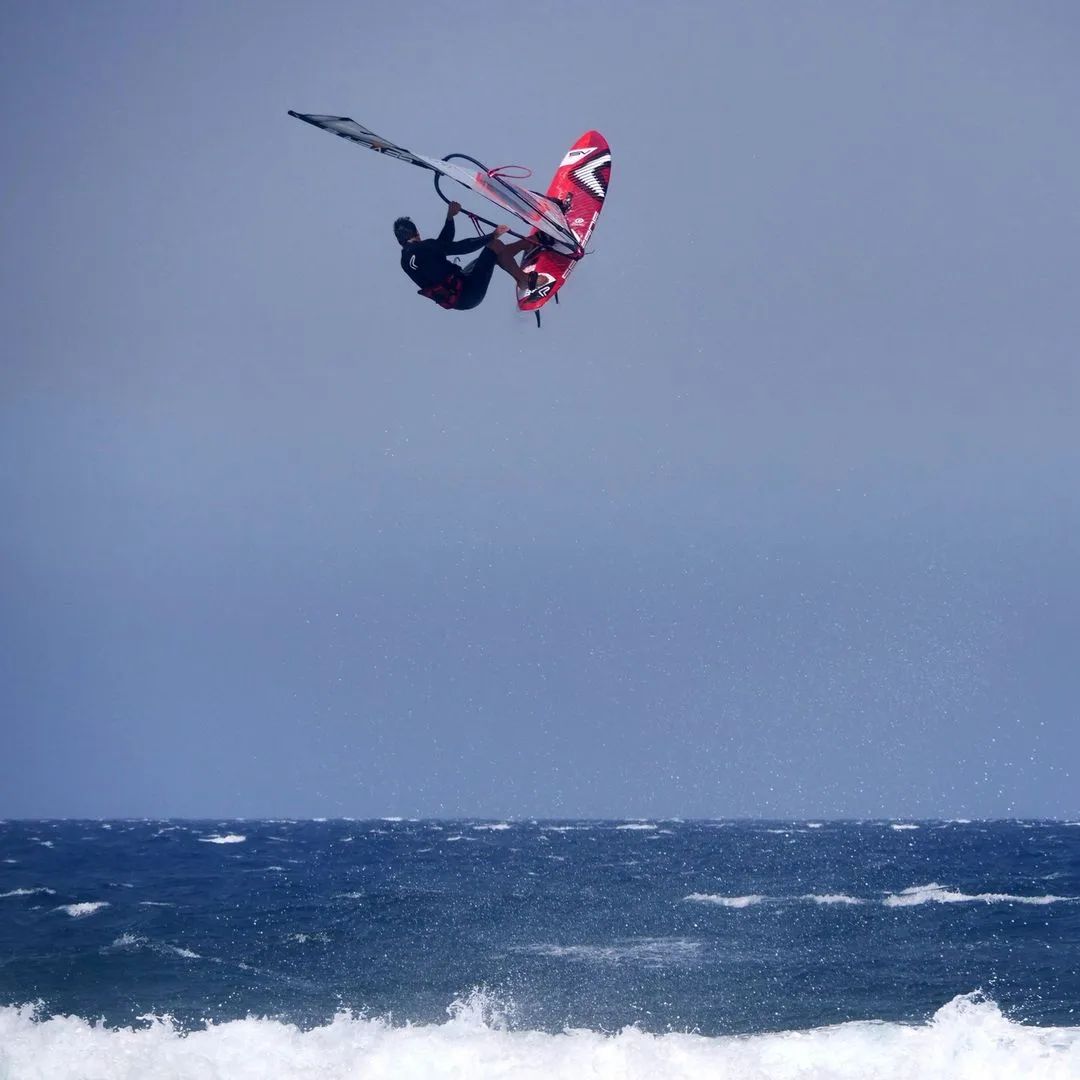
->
xmin=1 ymin=819 xmax=1078 ymax=1077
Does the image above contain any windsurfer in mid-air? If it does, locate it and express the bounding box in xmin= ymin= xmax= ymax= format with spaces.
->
xmin=395 ymin=201 xmax=541 ymax=310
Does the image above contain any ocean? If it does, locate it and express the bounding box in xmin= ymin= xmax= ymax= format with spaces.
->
xmin=1 ymin=818 xmax=1078 ymax=1078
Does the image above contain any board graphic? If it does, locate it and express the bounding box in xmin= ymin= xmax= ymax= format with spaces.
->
xmin=517 ymin=132 xmax=612 ymax=318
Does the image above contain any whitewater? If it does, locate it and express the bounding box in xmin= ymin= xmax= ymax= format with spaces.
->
xmin=2 ymin=992 xmax=1078 ymax=1079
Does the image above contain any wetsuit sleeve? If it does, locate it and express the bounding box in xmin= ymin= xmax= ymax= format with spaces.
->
xmin=441 ymin=232 xmax=495 ymax=256
xmin=437 ymin=217 xmax=455 ymax=243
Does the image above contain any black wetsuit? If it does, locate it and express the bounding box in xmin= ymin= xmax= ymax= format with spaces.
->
xmin=400 ymin=218 xmax=498 ymax=310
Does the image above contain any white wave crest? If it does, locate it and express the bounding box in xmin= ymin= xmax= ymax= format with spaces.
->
xmin=111 ymin=933 xmax=148 ymax=949
xmin=684 ymin=893 xmax=767 ymax=908
xmin=803 ymin=894 xmax=865 ymax=905
xmin=55 ymin=901 xmax=110 ymax=918
xmin=890 ymin=824 xmax=920 ymax=831
xmin=472 ymin=823 xmax=512 ymax=831
xmin=1 ymin=887 xmax=56 ymax=899
xmin=885 ymin=883 xmax=1072 ymax=907
xmin=198 ymin=834 xmax=246 ymax=844
xmin=104 ymin=934 xmax=200 ymax=960
xmin=1 ymin=992 xmax=1077 ymax=1079
xmin=615 ymin=823 xmax=657 ymax=831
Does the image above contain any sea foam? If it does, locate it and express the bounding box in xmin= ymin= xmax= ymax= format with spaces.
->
xmin=0 ymin=992 xmax=1077 ymax=1079
xmin=884 ymin=883 xmax=1070 ymax=907
xmin=684 ymin=893 xmax=767 ymax=907
xmin=520 ymin=938 xmax=703 ymax=967
xmin=683 ymin=885 xmax=1075 ymax=909
xmin=54 ymin=901 xmax=110 ymax=918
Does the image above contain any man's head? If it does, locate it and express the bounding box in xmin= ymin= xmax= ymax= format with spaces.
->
xmin=393 ymin=217 xmax=419 ymax=245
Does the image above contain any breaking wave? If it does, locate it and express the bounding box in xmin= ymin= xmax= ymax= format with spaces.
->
xmin=1 ymin=991 xmax=1077 ymax=1079
xmin=684 ymin=893 xmax=767 ymax=907
xmin=884 ymin=883 xmax=1072 ymax=907
xmin=685 ymin=885 xmax=1075 ymax=909
xmin=54 ymin=901 xmax=110 ymax=918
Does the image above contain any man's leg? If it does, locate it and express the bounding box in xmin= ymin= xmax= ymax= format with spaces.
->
xmin=486 ymin=236 xmax=534 ymax=289
xmin=504 ymin=236 xmax=537 ymax=257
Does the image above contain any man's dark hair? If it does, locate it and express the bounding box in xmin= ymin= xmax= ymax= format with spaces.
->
xmin=393 ymin=217 xmax=417 ymax=245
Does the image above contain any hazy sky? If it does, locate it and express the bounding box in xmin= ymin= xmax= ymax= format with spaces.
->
xmin=2 ymin=1 xmax=1077 ymax=819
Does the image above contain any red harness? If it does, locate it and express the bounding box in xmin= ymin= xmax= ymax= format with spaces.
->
xmin=419 ymin=271 xmax=465 ymax=309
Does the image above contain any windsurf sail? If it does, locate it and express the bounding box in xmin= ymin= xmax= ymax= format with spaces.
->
xmin=288 ymin=112 xmax=581 ymax=256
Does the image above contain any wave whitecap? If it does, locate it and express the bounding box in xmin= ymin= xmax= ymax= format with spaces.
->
xmin=684 ymin=893 xmax=767 ymax=908
xmin=54 ymin=901 xmax=109 ymax=918
xmin=105 ymin=934 xmax=201 ymax=959
xmin=684 ymin=885 xmax=1073 ymax=909
xmin=0 ymin=992 xmax=1077 ymax=1079
xmin=884 ymin=883 xmax=1071 ymax=907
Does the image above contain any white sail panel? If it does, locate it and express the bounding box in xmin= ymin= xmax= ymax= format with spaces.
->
xmin=289 ymin=112 xmax=579 ymax=255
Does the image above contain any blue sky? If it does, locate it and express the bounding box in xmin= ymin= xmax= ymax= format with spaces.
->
xmin=2 ymin=1 xmax=1077 ymax=818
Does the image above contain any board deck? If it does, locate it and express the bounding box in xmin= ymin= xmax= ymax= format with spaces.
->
xmin=516 ymin=132 xmax=611 ymax=315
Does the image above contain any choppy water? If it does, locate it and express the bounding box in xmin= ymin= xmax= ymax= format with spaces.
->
xmin=2 ymin=819 xmax=1079 ymax=1078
